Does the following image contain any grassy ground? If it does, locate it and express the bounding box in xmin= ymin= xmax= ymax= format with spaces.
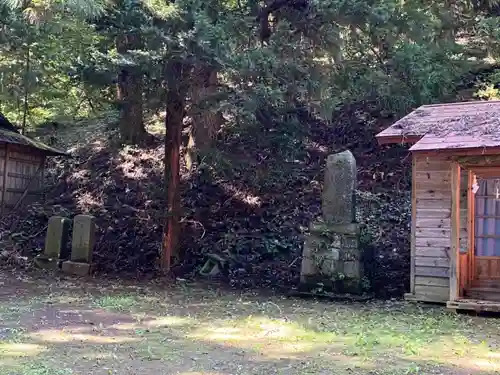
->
xmin=1 ymin=271 xmax=500 ymax=375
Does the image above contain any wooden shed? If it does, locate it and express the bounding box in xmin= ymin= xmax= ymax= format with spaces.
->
xmin=377 ymin=100 xmax=500 ymax=312
xmin=0 ymin=116 xmax=66 ymax=214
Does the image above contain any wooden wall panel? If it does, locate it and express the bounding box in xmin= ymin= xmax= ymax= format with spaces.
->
xmin=411 ymin=156 xmax=451 ymax=302
xmin=410 ymin=154 xmax=470 ymax=303
xmin=1 ymin=145 xmax=44 ymax=211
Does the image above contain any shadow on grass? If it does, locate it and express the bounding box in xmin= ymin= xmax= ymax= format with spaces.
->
xmin=0 ymin=275 xmax=499 ymax=375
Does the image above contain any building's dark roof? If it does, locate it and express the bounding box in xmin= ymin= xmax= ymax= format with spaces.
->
xmin=0 ymin=113 xmax=67 ymax=156
xmin=376 ymin=101 xmax=500 ymax=152
xmin=0 ymin=113 xmax=20 ymax=133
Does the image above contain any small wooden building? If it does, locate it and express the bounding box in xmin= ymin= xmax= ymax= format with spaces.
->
xmin=0 ymin=117 xmax=66 ymax=214
xmin=377 ymin=100 xmax=500 ymax=312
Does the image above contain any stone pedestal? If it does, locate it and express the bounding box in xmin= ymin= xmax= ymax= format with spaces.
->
xmin=34 ymin=216 xmax=70 ymax=270
xmin=300 ymin=222 xmax=363 ymax=293
xmin=61 ymin=261 xmax=91 ymax=276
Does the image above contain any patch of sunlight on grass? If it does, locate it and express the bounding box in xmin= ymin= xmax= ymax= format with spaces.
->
xmin=187 ymin=315 xmax=341 ymax=359
xmin=297 ymin=304 xmax=500 ymax=372
xmin=109 ymin=315 xmax=192 ymax=331
xmin=303 ymin=306 xmax=468 ymax=357
xmin=80 ymin=350 xmax=115 ymax=361
xmin=182 ymin=302 xmax=500 ymax=373
xmin=0 ymin=362 xmax=73 ymax=375
xmin=189 ymin=316 xmax=331 ymax=343
xmin=30 ymin=329 xmax=139 ymax=344
xmin=44 ymin=294 xmax=90 ymax=305
xmin=411 ymin=337 xmax=500 ymax=371
xmin=0 ymin=342 xmax=47 ymax=358
xmin=91 ymin=294 xmax=139 ymax=312
xmin=0 ymin=302 xmax=33 ymax=321
xmin=487 ymin=351 xmax=500 ymax=359
xmin=468 ymin=358 xmax=500 ymax=371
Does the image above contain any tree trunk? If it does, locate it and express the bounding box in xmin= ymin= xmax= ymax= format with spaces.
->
xmin=116 ymin=33 xmax=146 ymax=144
xmin=185 ymin=65 xmax=223 ymax=170
xmin=161 ymin=61 xmax=187 ymax=271
xmin=21 ymin=43 xmax=30 ymax=135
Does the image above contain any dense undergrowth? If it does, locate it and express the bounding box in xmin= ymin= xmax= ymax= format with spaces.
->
xmin=2 ymin=64 xmax=500 ymax=298
xmin=0 ymin=103 xmax=412 ymax=298
xmin=2 ymin=0 xmax=500 ymax=303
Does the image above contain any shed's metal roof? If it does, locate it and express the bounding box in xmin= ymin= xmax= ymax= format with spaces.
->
xmin=0 ymin=127 xmax=67 ymax=156
xmin=376 ymin=101 xmax=500 ymax=152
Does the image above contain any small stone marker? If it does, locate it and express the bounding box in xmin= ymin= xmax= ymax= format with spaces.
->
xmin=62 ymin=215 xmax=95 ymax=276
xmin=34 ymin=216 xmax=70 ymax=270
xmin=300 ymin=149 xmax=365 ymax=294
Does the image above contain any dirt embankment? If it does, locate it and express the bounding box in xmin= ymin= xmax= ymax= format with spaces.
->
xmin=0 ymin=106 xmax=412 ymax=298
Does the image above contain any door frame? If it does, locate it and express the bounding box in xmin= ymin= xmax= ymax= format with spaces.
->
xmin=467 ymin=166 xmax=500 ymax=286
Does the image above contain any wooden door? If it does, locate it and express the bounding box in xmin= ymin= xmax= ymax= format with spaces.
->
xmin=472 ymin=175 xmax=500 ymax=285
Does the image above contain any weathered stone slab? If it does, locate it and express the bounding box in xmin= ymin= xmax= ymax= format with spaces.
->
xmin=34 ymin=216 xmax=70 ymax=270
xmin=70 ymin=215 xmax=95 ymax=263
xmin=62 ymin=261 xmax=91 ymax=276
xmin=322 ymin=150 xmax=356 ymax=225
xmin=63 ymin=215 xmax=95 ymax=276
xmin=300 ymin=234 xmax=322 ymax=283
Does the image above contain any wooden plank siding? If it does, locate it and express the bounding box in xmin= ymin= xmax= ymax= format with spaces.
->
xmin=408 ymin=155 xmax=469 ymax=303
xmin=0 ymin=143 xmax=45 ymax=212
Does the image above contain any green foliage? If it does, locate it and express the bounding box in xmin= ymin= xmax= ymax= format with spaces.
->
xmin=1 ymin=0 xmax=499 ymax=131
xmin=0 ymin=3 xmax=107 ymax=128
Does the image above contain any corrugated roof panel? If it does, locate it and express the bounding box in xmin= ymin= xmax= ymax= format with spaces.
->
xmin=409 ymin=134 xmax=500 ymax=152
xmin=377 ymin=100 xmax=500 ymax=152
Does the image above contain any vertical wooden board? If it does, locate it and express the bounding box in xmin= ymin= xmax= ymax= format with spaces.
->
xmin=491 ymin=258 xmax=500 ymax=278
xmin=475 ymin=257 xmax=500 ymax=280
xmin=0 ymin=156 xmax=5 ymax=199
xmin=450 ymin=161 xmax=460 ymax=300
xmin=40 ymin=156 xmax=45 ymax=190
xmin=476 ymin=257 xmax=487 ymax=278
xmin=411 ymin=154 xmax=416 ymax=294
xmin=3 ymin=151 xmax=42 ymax=208
xmin=468 ymin=170 xmax=475 ymax=286
xmin=1 ymin=145 xmax=9 ymax=213
xmin=459 ymin=253 xmax=468 ymax=294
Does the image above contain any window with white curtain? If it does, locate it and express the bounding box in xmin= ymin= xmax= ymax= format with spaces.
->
xmin=475 ymin=178 xmax=500 ymax=256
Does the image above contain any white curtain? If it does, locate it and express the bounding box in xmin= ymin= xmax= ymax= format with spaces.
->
xmin=475 ymin=178 xmax=500 ymax=256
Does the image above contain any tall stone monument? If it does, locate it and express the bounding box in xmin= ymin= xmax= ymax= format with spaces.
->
xmin=34 ymin=216 xmax=71 ymax=270
xmin=300 ymin=150 xmax=364 ymax=294
xmin=62 ymin=215 xmax=95 ymax=276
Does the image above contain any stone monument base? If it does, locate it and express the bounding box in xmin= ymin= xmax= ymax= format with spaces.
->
xmin=34 ymin=255 xmax=60 ymax=270
xmin=62 ymin=261 xmax=91 ymax=276
xmin=300 ymin=221 xmax=364 ymax=294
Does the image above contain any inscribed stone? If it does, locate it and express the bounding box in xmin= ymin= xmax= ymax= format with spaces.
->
xmin=44 ymin=216 xmax=70 ymax=259
xmin=322 ymin=150 xmax=356 ymax=225
xmin=71 ymin=215 xmax=95 ymax=263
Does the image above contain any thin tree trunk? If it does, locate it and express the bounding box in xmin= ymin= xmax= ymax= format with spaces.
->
xmin=21 ymin=44 xmax=30 ymax=135
xmin=116 ymin=33 xmax=146 ymax=144
xmin=161 ymin=61 xmax=187 ymax=271
xmin=185 ymin=65 xmax=222 ymax=170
